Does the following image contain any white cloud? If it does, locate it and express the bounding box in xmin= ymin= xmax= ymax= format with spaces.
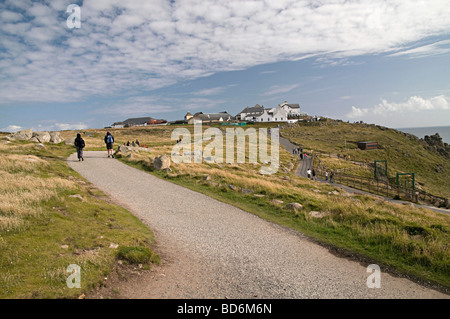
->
xmin=0 ymin=0 xmax=450 ymax=105
xmin=192 ymin=85 xmax=236 ymax=96
xmin=263 ymin=84 xmax=299 ymax=96
xmin=1 ymin=125 xmax=22 ymax=132
xmin=389 ymin=40 xmax=450 ymax=58
xmin=347 ymin=95 xmax=450 ymax=119
xmin=54 ymin=123 xmax=89 ymax=131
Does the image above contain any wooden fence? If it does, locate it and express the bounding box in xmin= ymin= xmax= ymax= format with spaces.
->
xmin=313 ymin=156 xmax=448 ymax=208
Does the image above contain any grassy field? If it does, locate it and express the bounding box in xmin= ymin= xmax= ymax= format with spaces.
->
xmin=281 ymin=120 xmax=450 ymax=199
xmin=94 ymin=123 xmax=450 ymax=290
xmin=2 ymin=122 xmax=449 ymax=295
xmin=0 ymin=135 xmax=159 ymax=298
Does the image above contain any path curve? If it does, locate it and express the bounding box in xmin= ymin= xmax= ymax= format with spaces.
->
xmin=68 ymin=151 xmax=447 ymax=298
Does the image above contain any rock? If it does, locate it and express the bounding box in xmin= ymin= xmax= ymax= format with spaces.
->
xmin=49 ymin=132 xmax=63 ymax=144
xmin=35 ymin=143 xmax=46 ymax=149
xmin=445 ymin=198 xmax=450 ymax=209
xmin=313 ymin=189 xmax=321 ymax=193
xmin=109 ymin=243 xmax=119 ymax=249
xmin=253 ymin=194 xmax=265 ymax=198
xmin=328 ymin=190 xmax=340 ymax=195
xmin=61 ymin=245 xmax=69 ymax=249
xmin=167 ymin=173 xmax=178 ymax=178
xmin=435 ymin=164 xmax=444 ymax=173
xmin=153 ymin=155 xmax=171 ymax=170
xmin=11 ymin=129 xmax=32 ymax=141
xmin=203 ymin=175 xmax=211 ymax=181
xmin=65 ymin=137 xmax=76 ymax=145
xmin=286 ymin=202 xmax=303 ymax=211
xmin=271 ymin=199 xmax=284 ymax=205
xmin=32 ymin=131 xmax=51 ymax=143
xmin=240 ymin=188 xmax=254 ymax=194
xmin=69 ymin=194 xmax=86 ymax=202
xmin=163 ymin=167 xmax=172 ymax=173
xmin=309 ymin=211 xmax=330 ymax=218
xmin=29 ymin=137 xmax=40 ymax=143
xmin=228 ymin=184 xmax=237 ymax=191
xmin=286 ymin=163 xmax=294 ymax=171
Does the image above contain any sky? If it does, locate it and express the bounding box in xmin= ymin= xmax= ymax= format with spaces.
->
xmin=1 ymin=0 xmax=450 ymax=132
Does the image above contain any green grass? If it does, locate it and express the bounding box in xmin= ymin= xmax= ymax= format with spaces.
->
xmin=112 ymin=124 xmax=450 ymax=290
xmin=0 ymin=137 xmax=158 ymax=298
xmin=281 ymin=120 xmax=450 ymax=198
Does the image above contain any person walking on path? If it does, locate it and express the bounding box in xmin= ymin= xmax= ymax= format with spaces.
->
xmin=330 ymin=171 xmax=334 ymax=183
xmin=312 ymin=168 xmax=316 ymax=181
xmin=104 ymin=132 xmax=115 ymax=158
xmin=325 ymin=171 xmax=328 ymax=181
xmin=74 ymin=133 xmax=85 ymax=161
xmin=307 ymin=168 xmax=312 ymax=179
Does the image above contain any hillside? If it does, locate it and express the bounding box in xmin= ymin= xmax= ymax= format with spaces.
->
xmin=281 ymin=120 xmax=450 ymax=199
xmin=54 ymin=123 xmax=449 ymax=289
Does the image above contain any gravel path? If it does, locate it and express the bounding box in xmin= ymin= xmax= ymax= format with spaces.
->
xmin=68 ymin=151 xmax=448 ymax=298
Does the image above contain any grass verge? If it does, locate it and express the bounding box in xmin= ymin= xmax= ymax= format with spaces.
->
xmin=0 ymin=137 xmax=158 ymax=298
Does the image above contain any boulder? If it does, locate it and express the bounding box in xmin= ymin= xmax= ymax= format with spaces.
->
xmin=11 ymin=129 xmax=32 ymax=141
xmin=240 ymin=188 xmax=254 ymax=194
xmin=35 ymin=143 xmax=46 ymax=149
xmin=65 ymin=137 xmax=76 ymax=145
xmin=29 ymin=137 xmax=40 ymax=143
xmin=286 ymin=202 xmax=303 ymax=211
xmin=270 ymin=199 xmax=284 ymax=205
xmin=49 ymin=132 xmax=63 ymax=144
xmin=153 ymin=155 xmax=171 ymax=170
xmin=33 ymin=131 xmax=51 ymax=143
xmin=228 ymin=184 xmax=237 ymax=191
xmin=309 ymin=211 xmax=330 ymax=218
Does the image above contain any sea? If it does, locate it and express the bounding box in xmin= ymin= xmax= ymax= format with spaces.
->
xmin=396 ymin=125 xmax=450 ymax=144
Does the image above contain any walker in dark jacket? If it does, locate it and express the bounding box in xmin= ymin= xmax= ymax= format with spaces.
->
xmin=74 ymin=133 xmax=85 ymax=161
xmin=104 ymin=132 xmax=115 ymax=158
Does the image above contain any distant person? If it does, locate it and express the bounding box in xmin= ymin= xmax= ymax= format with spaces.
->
xmin=74 ymin=133 xmax=85 ymax=161
xmin=131 ymin=141 xmax=136 ymax=147
xmin=126 ymin=141 xmax=130 ymax=146
xmin=293 ymin=147 xmax=297 ymax=155
xmin=330 ymin=171 xmax=334 ymax=183
xmin=104 ymin=132 xmax=115 ymax=158
xmin=312 ymin=168 xmax=316 ymax=180
xmin=135 ymin=139 xmax=140 ymax=146
xmin=325 ymin=171 xmax=329 ymax=181
xmin=307 ymin=168 xmax=312 ymax=179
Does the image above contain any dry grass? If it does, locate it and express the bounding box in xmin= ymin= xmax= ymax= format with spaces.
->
xmin=0 ymin=154 xmax=77 ymax=232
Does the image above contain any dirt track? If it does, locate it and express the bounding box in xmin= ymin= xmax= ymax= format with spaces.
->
xmin=68 ymin=151 xmax=448 ymax=298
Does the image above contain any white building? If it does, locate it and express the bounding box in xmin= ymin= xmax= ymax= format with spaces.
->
xmin=237 ymin=101 xmax=305 ymax=123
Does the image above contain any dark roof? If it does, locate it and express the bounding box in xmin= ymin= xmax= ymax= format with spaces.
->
xmin=122 ymin=117 xmax=154 ymax=126
xmin=285 ymin=103 xmax=300 ymax=109
xmin=239 ymin=104 xmax=265 ymax=115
